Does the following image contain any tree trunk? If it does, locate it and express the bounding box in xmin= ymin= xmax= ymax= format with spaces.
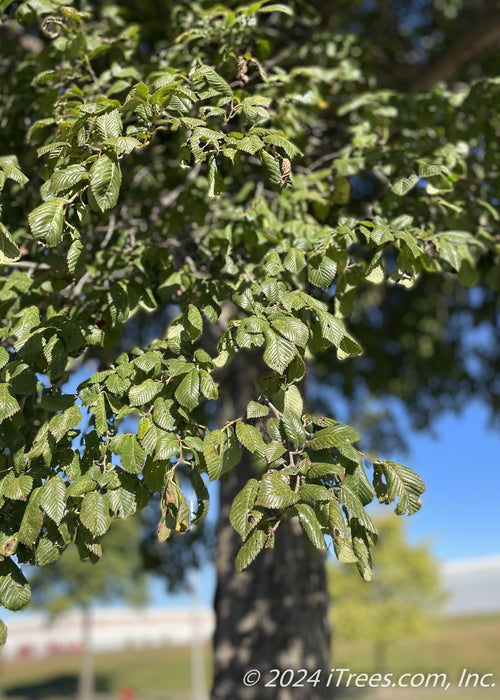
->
xmin=211 ymin=357 xmax=331 ymax=699
xmin=78 ymin=604 xmax=94 ymax=700
xmin=212 ymin=462 xmax=331 ymax=699
xmin=374 ymin=641 xmax=388 ymax=677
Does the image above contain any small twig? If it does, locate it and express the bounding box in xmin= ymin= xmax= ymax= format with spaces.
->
xmin=298 ymin=151 xmax=340 ymax=173
xmin=222 ymin=416 xmax=244 ymax=431
xmin=266 ymin=400 xmax=283 ymax=419
xmin=159 ymin=164 xmax=202 ymax=208
xmin=84 ymin=55 xmax=98 ymax=83
xmin=72 ymin=270 xmax=93 ymax=296
xmin=269 ymin=519 xmax=282 ymax=536
xmin=100 ymin=213 xmax=116 ymax=249
xmin=4 ymin=260 xmax=50 ymax=271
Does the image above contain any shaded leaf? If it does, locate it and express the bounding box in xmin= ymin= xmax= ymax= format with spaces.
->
xmin=89 ymin=155 xmax=122 ymax=211
xmin=230 ymin=478 xmax=260 ymax=538
xmin=295 ymin=503 xmax=326 ymax=550
xmin=0 ymin=559 xmax=31 ymax=611
xmin=175 ymin=369 xmax=200 ymax=411
xmin=258 ymin=472 xmax=298 ymax=508
xmin=28 ymin=198 xmax=65 ymax=246
xmin=235 ymin=528 xmax=267 ymax=572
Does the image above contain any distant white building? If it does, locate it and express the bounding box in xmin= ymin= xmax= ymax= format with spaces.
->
xmin=3 ymin=554 xmax=500 ymax=661
xmin=442 ymin=554 xmax=500 ymax=616
xmin=2 ymin=607 xmax=214 ymax=660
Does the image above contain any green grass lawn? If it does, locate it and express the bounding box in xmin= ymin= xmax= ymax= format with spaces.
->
xmin=1 ymin=614 xmax=499 ymax=699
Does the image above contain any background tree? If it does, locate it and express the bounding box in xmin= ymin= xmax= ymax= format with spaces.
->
xmin=328 ymin=515 xmax=445 ymax=674
xmin=30 ymin=515 xmax=147 ymax=700
xmin=0 ymin=2 xmax=499 ymax=699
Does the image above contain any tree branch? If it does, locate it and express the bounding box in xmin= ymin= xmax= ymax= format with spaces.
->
xmin=380 ymin=4 xmax=500 ymax=91
xmin=410 ymin=7 xmax=500 ymax=92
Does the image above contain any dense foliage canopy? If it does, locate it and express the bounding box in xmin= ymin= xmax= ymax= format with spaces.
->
xmin=1 ymin=0 xmax=499 ymax=648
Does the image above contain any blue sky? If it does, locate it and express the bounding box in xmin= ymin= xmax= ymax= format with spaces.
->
xmin=392 ymin=399 xmax=500 ymax=561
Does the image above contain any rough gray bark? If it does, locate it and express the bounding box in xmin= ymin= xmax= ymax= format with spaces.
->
xmin=211 ymin=359 xmax=331 ymax=699
xmin=212 ymin=463 xmax=331 ymax=700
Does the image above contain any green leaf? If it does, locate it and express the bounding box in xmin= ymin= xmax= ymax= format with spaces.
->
xmin=283 ymin=385 xmax=303 ymax=415
xmin=207 ymin=153 xmax=223 ymax=198
xmin=257 ymin=3 xmax=294 ymax=15
xmin=109 ymin=487 xmax=136 ymax=518
xmin=308 ymin=255 xmax=337 ymax=288
xmin=104 ymin=136 xmax=142 ymax=154
xmin=308 ymin=424 xmax=359 ymax=451
xmin=0 ymin=347 xmax=8 ymax=370
xmin=134 ymin=352 xmax=162 ymax=374
xmin=155 ymin=432 xmax=179 ymax=460
xmin=262 ymin=133 xmax=301 ymax=158
xmin=263 ymin=329 xmax=296 ymax=373
xmin=0 ymin=383 xmax=20 ymax=421
xmin=258 ymin=472 xmax=299 ymax=508
xmin=0 ymin=619 xmax=7 ymax=646
xmin=317 ymin=312 xmax=345 ymax=346
xmin=28 ymin=198 xmax=65 ymax=246
xmin=3 ymin=474 xmax=33 ymax=501
xmin=373 ymin=460 xmax=425 ymax=515
xmin=298 ymin=484 xmax=332 ymax=502
xmin=40 ymin=475 xmax=66 ymax=525
xmin=89 ymin=155 xmax=122 ymax=212
xmin=235 ymin=528 xmax=267 ymax=572
xmin=295 ymin=503 xmax=326 ymax=550
xmin=66 ymin=476 xmax=96 ymax=498
xmin=49 ymin=406 xmax=82 ymax=442
xmin=262 ymin=441 xmax=286 ymax=463
xmin=67 ymin=239 xmax=84 ymax=274
xmin=200 ymin=369 xmax=218 ymax=399
xmin=391 ymin=173 xmax=419 ymax=196
xmin=138 ymin=419 xmax=157 ymax=455
xmin=0 ymin=559 xmax=31 ymax=611
xmin=153 ymin=397 xmax=176 ymax=431
xmin=36 ymin=538 xmax=61 ymax=567
xmin=263 ymin=250 xmax=283 ymax=278
xmin=96 ymin=109 xmax=123 ymax=139
xmin=284 ymin=248 xmax=306 ymax=274
xmin=195 ymin=66 xmax=232 ymax=99
xmin=110 ymin=433 xmax=146 ymax=474
xmin=281 ymin=409 xmax=306 ymax=444
xmin=246 ymin=401 xmax=269 ymax=418
xmin=0 ymin=222 xmax=20 ymax=263
xmin=50 ymin=165 xmax=89 ymax=194
xmin=175 ymin=369 xmax=200 ymax=411
xmin=235 ymin=421 xmax=266 ymax=454
xmin=338 ymin=485 xmax=377 ymax=533
xmin=308 ymin=462 xmax=345 ymax=479
xmin=187 ymin=304 xmax=203 ymax=339
xmin=352 ymin=524 xmax=373 ymax=581
xmin=89 ymin=393 xmax=108 ymax=435
xmin=204 ymin=427 xmax=242 ymax=481
xmin=80 ymin=491 xmax=111 ymax=536
xmin=230 ymin=478 xmax=260 ymax=538
xmin=416 ymin=159 xmax=444 ymax=177
xmin=271 ymin=316 xmax=309 ymax=347
xmin=337 ymin=332 xmax=363 ymax=360
xmin=18 ymin=488 xmax=44 ymax=545
xmin=129 ymin=379 xmax=162 ymax=406
xmin=259 ymin=150 xmax=281 ymax=187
